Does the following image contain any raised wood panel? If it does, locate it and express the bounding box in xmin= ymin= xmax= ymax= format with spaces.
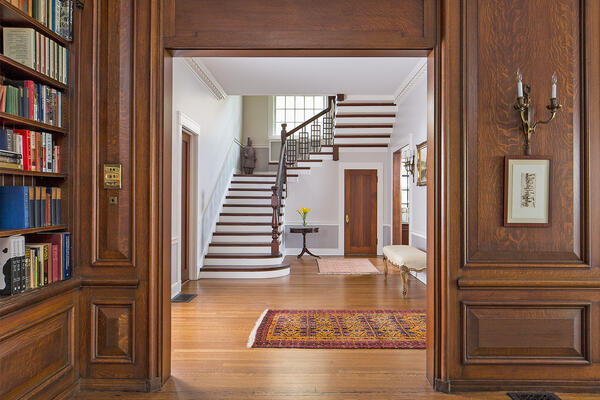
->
xmin=0 ymin=291 xmax=76 ymax=400
xmin=165 ymin=0 xmax=436 ymax=50
xmin=92 ymin=0 xmax=135 ymax=266
xmin=464 ymin=0 xmax=584 ymax=265
xmin=91 ymin=300 xmax=135 ymax=363
xmin=463 ymin=302 xmax=590 ymax=364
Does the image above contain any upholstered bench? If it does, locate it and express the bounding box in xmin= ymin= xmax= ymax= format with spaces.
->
xmin=382 ymin=245 xmax=427 ymax=298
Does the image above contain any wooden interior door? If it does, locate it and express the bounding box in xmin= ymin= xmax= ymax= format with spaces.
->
xmin=181 ymin=131 xmax=191 ymax=283
xmin=344 ymin=169 xmax=378 ymax=255
xmin=393 ymin=149 xmax=404 ymax=245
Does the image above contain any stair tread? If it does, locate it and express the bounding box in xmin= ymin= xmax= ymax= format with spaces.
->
xmin=287 ymin=167 xmax=310 ymax=170
xmin=231 ymin=181 xmax=276 ymax=184
xmin=233 ymin=174 xmax=276 ymax=177
xmin=297 ymin=159 xmax=322 ymax=163
xmin=223 ymin=204 xmax=277 ymax=207
xmin=200 ymin=264 xmax=289 ymax=272
xmin=335 ymin=124 xmax=393 ymax=128
xmin=335 ymin=134 xmax=391 ymax=138
xmin=220 ymin=212 xmax=282 ymax=216
xmin=209 ymin=242 xmax=273 ymax=246
xmin=229 ymin=188 xmax=285 ymax=191
xmin=217 ymin=222 xmax=282 ymax=225
xmin=336 ymin=144 xmax=388 ymax=147
xmin=226 ymin=196 xmax=285 ymax=199
xmin=205 ymin=253 xmax=283 ymax=259
xmin=337 ymin=102 xmax=396 ymax=107
xmin=336 ymin=113 xmax=396 ymax=117
xmin=213 ymin=232 xmax=279 ymax=235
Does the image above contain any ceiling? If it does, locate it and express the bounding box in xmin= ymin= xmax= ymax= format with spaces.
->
xmin=195 ymin=57 xmax=424 ymax=96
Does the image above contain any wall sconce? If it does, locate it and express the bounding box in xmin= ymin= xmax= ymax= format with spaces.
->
xmin=513 ymin=69 xmax=562 ymax=155
xmin=403 ymin=150 xmax=415 ymax=182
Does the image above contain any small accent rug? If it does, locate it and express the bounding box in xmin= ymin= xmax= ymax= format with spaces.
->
xmin=317 ymin=257 xmax=382 ymax=275
xmin=248 ymin=309 xmax=425 ymax=349
xmin=507 ymin=393 xmax=562 ymax=400
xmin=171 ymin=294 xmax=197 ymax=303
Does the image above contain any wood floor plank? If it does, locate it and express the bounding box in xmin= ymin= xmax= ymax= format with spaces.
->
xmin=75 ymin=256 xmax=597 ymax=399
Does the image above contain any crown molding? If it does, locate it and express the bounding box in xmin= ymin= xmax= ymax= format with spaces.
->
xmin=393 ymin=59 xmax=427 ymax=104
xmin=184 ymin=58 xmax=228 ymax=100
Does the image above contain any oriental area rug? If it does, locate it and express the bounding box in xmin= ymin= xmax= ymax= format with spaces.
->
xmin=248 ymin=309 xmax=426 ymax=349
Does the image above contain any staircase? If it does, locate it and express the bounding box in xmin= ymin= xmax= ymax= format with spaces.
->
xmin=200 ymin=96 xmax=396 ymax=278
xmin=199 ymin=173 xmax=289 ymax=278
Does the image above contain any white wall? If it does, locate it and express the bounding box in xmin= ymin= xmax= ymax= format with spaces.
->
xmin=171 ymin=58 xmax=243 ymax=297
xmin=389 ymin=66 xmax=428 ymax=283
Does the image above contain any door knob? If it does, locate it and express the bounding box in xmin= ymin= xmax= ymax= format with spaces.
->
xmin=345 ymin=214 xmax=349 ymax=224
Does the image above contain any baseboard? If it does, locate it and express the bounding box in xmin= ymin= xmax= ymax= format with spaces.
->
xmin=53 ymin=380 xmax=80 ymax=400
xmin=79 ymin=378 xmax=156 ymax=392
xmin=284 ymin=248 xmax=344 ymax=256
xmin=171 ymin=281 xmax=181 ymax=298
xmin=445 ymin=379 xmax=600 ymax=393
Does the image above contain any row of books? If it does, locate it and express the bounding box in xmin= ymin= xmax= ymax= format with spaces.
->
xmin=3 ymin=27 xmax=68 ymax=84
xmin=0 ymin=232 xmax=71 ymax=296
xmin=5 ymin=0 xmax=73 ymax=41
xmin=0 ymin=185 xmax=61 ymax=230
xmin=0 ymin=129 xmax=61 ymax=172
xmin=0 ymin=78 xmax=63 ymax=127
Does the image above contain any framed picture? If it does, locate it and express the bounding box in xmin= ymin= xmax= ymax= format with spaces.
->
xmin=504 ymin=156 xmax=551 ymax=227
xmin=416 ymin=141 xmax=427 ymax=186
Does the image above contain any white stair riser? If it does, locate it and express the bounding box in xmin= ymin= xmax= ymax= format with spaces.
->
xmin=309 ymin=154 xmax=333 ymax=161
xmin=198 ymin=267 xmax=290 ymax=279
xmin=287 ymin=177 xmax=299 ymax=183
xmin=208 ymin=245 xmax=275 ymax=254
xmin=222 ymin=206 xmax=285 ymax=213
xmin=219 ymin=215 xmax=275 ymax=223
xmin=203 ymin=256 xmax=285 ymax=266
xmin=225 ymin=198 xmax=273 ymax=205
xmin=230 ymin=183 xmax=278 ymax=190
xmin=287 ymin=169 xmax=310 ymax=175
xmin=334 ymin=137 xmax=391 ymax=145
xmin=297 ymin=161 xmax=321 ymax=169
xmin=335 ymin=117 xmax=395 ymax=124
xmin=232 ymin=176 xmax=276 ymax=182
xmin=216 ymin=225 xmax=278 ymax=233
xmin=211 ymin=235 xmax=274 ymax=243
xmin=228 ymin=190 xmax=280 ymax=196
xmin=334 ymin=127 xmax=392 ymax=134
xmin=336 ymin=105 xmax=397 ymax=113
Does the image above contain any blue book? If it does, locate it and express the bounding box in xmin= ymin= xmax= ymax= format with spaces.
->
xmin=0 ymin=186 xmax=30 ymax=230
xmin=61 ymin=232 xmax=70 ymax=279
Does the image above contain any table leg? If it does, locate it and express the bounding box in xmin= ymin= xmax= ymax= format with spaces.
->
xmin=296 ymin=232 xmax=320 ymax=258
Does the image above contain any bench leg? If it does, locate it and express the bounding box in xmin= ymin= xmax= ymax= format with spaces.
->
xmin=400 ymin=267 xmax=409 ymax=298
xmin=383 ymin=256 xmax=388 ymax=279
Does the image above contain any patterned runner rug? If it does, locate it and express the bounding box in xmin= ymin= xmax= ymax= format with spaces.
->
xmin=248 ymin=309 xmax=426 ymax=349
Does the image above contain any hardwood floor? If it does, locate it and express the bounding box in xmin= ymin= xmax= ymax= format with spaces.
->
xmin=75 ymin=257 xmax=600 ymax=399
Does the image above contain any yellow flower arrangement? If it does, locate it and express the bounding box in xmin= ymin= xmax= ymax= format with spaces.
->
xmin=297 ymin=207 xmax=311 ymax=227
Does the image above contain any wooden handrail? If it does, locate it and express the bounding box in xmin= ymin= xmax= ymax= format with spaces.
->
xmin=270 ymin=96 xmax=337 ymax=256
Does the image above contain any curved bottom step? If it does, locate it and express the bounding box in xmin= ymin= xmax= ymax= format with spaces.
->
xmin=198 ymin=264 xmax=290 ymax=279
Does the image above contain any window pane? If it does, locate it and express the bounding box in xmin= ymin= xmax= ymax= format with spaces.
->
xmin=305 ymin=96 xmax=313 ymax=108
xmin=286 ymin=96 xmax=295 ymax=107
xmin=276 ymin=110 xmax=285 ymax=122
xmin=295 ymin=96 xmax=304 ymax=108
xmin=305 ymin=109 xmax=314 ymax=120
xmin=276 ymin=96 xmax=286 ymax=108
xmin=314 ymin=96 xmax=324 ymax=109
xmin=296 ymin=109 xmax=305 ymax=122
xmin=286 ymin=110 xmax=295 ymax=122
xmin=402 ymin=191 xmax=408 ymax=204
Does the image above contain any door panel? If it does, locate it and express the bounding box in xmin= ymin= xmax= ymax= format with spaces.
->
xmin=181 ymin=132 xmax=191 ymax=283
xmin=344 ymin=169 xmax=377 ymax=255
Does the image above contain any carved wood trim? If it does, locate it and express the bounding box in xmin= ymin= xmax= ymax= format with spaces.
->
xmin=91 ymin=299 xmax=135 ymax=364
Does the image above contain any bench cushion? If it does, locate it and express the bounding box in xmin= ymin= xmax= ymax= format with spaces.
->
xmin=383 ymin=245 xmax=426 ymax=269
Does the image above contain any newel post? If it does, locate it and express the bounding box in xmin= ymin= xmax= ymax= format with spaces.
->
xmin=270 ymin=186 xmax=280 ymax=256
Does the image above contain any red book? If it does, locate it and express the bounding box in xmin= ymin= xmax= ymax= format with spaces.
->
xmin=14 ymin=130 xmax=31 ymax=170
xmin=50 ymin=244 xmax=58 ymax=282
xmin=25 ymin=234 xmax=63 ymax=282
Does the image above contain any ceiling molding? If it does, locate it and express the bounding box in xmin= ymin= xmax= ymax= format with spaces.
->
xmin=393 ymin=59 xmax=427 ymax=104
xmin=184 ymin=58 xmax=228 ymax=100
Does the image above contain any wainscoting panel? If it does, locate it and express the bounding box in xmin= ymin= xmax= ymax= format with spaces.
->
xmin=462 ymin=302 xmax=590 ymax=364
xmin=91 ymin=300 xmax=135 ymax=364
xmin=0 ymin=290 xmax=77 ymax=400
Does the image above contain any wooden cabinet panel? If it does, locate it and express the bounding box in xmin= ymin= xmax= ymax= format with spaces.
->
xmin=91 ymin=300 xmax=135 ymax=364
xmin=0 ymin=290 xmax=77 ymax=400
xmin=463 ymin=302 xmax=590 ymax=364
xmin=464 ymin=0 xmax=585 ymax=266
xmin=165 ymin=0 xmax=436 ymax=50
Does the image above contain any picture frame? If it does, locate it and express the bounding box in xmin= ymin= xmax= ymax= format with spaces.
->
xmin=504 ymin=155 xmax=551 ymax=227
xmin=416 ymin=141 xmax=427 ymax=186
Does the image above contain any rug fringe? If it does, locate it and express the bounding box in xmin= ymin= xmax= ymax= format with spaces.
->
xmin=247 ymin=309 xmax=269 ymax=348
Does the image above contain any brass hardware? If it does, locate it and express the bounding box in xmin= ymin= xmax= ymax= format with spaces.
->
xmin=514 ymin=70 xmax=562 ymax=155
xmin=345 ymin=214 xmax=349 ymax=224
xmin=109 ymin=196 xmax=118 ymax=205
xmin=103 ymin=164 xmax=122 ymax=189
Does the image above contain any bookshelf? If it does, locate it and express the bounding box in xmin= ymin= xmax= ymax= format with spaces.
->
xmin=0 ymin=0 xmax=73 ymax=304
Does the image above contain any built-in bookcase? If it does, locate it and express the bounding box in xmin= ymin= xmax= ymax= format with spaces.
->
xmin=0 ymin=0 xmax=73 ymax=307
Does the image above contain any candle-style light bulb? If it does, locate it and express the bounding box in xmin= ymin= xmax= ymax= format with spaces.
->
xmin=517 ymin=68 xmax=523 ymax=97
xmin=551 ymin=71 xmax=557 ymax=99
